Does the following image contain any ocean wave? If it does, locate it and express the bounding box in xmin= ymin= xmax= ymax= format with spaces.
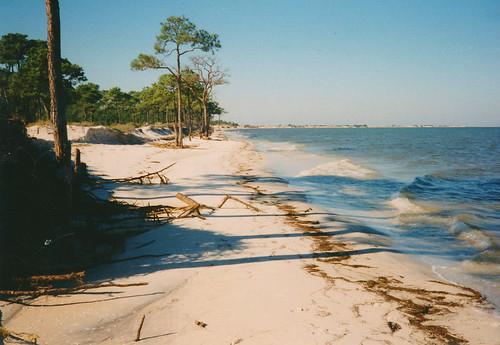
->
xmin=339 ymin=186 xmax=367 ymax=196
xmin=459 ymin=259 xmax=500 ymax=276
xmin=390 ymin=197 xmax=495 ymax=250
xmin=388 ymin=197 xmax=426 ymax=214
xmin=263 ymin=142 xmax=299 ymax=152
xmin=401 ymin=174 xmax=500 ymax=203
xmin=449 ymin=217 xmax=495 ymax=251
xmin=297 ymin=159 xmax=377 ymax=179
xmin=457 ymin=229 xmax=492 ymax=251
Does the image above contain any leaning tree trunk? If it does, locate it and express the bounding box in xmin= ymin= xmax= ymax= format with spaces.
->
xmin=46 ymin=0 xmax=72 ymax=199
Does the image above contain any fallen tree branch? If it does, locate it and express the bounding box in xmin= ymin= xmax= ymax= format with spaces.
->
xmin=175 ymin=193 xmax=215 ymax=219
xmin=135 ymin=314 xmax=146 ymax=341
xmin=0 ymin=326 xmax=38 ymax=344
xmin=15 ymin=271 xmax=85 ymax=286
xmin=0 ymin=281 xmax=148 ymax=298
xmin=218 ymin=194 xmax=261 ymax=212
xmin=109 ymin=253 xmax=172 ymax=264
xmin=103 ymin=163 xmax=176 ymax=185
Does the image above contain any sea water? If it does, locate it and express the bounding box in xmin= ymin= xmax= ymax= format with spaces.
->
xmin=229 ymin=128 xmax=500 ymax=307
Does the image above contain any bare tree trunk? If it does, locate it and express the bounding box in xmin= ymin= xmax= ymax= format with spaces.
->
xmin=186 ymin=93 xmax=192 ymax=141
xmin=187 ymin=110 xmax=192 ymax=141
xmin=46 ymin=0 xmax=72 ymax=200
xmin=46 ymin=0 xmax=70 ymax=163
xmin=175 ymin=50 xmax=183 ymax=148
xmin=203 ymin=102 xmax=209 ymax=138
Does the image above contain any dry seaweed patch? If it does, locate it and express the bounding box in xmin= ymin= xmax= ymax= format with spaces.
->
xmin=271 ymin=202 xmax=478 ymax=344
xmin=428 ymin=280 xmax=485 ymax=302
xmin=151 ymin=141 xmax=199 ymax=149
xmin=304 ymin=262 xmax=474 ymax=344
xmin=277 ymin=204 xmax=349 ymax=265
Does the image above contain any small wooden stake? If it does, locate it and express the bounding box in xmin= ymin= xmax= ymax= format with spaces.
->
xmin=135 ymin=314 xmax=146 ymax=342
xmin=74 ymin=148 xmax=81 ymax=175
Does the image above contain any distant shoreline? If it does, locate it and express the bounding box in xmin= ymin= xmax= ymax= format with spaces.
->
xmin=224 ymin=124 xmax=499 ymax=129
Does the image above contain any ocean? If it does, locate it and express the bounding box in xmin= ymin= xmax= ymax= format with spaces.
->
xmin=228 ymin=127 xmax=500 ymax=307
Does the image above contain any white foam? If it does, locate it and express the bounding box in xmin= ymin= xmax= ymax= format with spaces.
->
xmin=460 ymin=260 xmax=500 ymax=276
xmin=339 ymin=186 xmax=366 ymax=196
xmin=449 ymin=219 xmax=493 ymax=250
xmin=459 ymin=230 xmax=492 ymax=250
xmin=263 ymin=142 xmax=299 ymax=152
xmin=297 ymin=159 xmax=377 ymax=179
xmin=388 ymin=197 xmax=425 ymax=214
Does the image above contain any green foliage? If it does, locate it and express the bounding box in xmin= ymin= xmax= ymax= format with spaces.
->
xmin=131 ymin=16 xmax=221 ymax=74
xmin=0 ymin=33 xmax=34 ymax=71
xmin=67 ymin=82 xmax=102 ymax=122
xmin=0 ymin=28 xmax=227 ymax=129
xmin=130 ymin=54 xmax=161 ymax=71
xmin=216 ymin=119 xmax=239 ymax=127
xmin=0 ymin=33 xmax=86 ymax=122
xmin=154 ymin=16 xmax=221 ymax=54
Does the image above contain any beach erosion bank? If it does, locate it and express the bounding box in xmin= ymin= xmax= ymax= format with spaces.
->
xmin=2 ymin=126 xmax=498 ymax=345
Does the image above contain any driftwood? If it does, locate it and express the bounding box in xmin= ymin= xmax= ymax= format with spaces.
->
xmin=15 ymin=271 xmax=85 ymax=286
xmin=218 ymin=194 xmax=261 ymax=212
xmin=106 ymin=163 xmax=176 ymax=185
xmin=175 ymin=193 xmax=215 ymax=219
xmin=0 ymin=281 xmax=148 ymax=298
xmin=135 ymin=314 xmax=146 ymax=341
xmin=0 ymin=327 xmax=38 ymax=344
xmin=176 ymin=193 xmax=199 ymax=208
xmin=109 ymin=253 xmax=171 ymax=264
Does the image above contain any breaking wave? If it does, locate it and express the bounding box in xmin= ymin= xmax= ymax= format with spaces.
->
xmin=388 ymin=197 xmax=426 ymax=214
xmin=297 ymin=159 xmax=377 ymax=179
xmin=262 ymin=142 xmax=300 ymax=152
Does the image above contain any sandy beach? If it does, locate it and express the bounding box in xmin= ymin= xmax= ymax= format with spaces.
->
xmin=1 ymin=128 xmax=498 ymax=345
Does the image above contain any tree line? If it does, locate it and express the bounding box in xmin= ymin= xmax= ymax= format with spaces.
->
xmin=0 ymin=16 xmax=227 ymax=146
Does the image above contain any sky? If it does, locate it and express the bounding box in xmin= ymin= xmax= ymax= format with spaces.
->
xmin=1 ymin=0 xmax=499 ymax=126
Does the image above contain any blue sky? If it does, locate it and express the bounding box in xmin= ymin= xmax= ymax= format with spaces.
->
xmin=1 ymin=0 xmax=499 ymax=125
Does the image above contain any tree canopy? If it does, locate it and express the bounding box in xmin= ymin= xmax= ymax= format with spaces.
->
xmin=0 ymin=32 xmax=85 ymax=122
xmin=131 ymin=16 xmax=221 ymax=145
xmin=1 ymin=24 xmax=231 ymax=131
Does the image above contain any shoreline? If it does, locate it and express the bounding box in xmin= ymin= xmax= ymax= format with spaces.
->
xmin=226 ymin=125 xmax=499 ymax=129
xmin=1 ymin=129 xmax=498 ymax=344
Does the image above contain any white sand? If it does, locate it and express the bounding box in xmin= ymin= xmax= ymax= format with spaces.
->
xmin=1 ymin=127 xmax=498 ymax=345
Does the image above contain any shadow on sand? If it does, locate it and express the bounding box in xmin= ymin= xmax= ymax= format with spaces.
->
xmin=83 ymin=173 xmax=464 ymax=283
